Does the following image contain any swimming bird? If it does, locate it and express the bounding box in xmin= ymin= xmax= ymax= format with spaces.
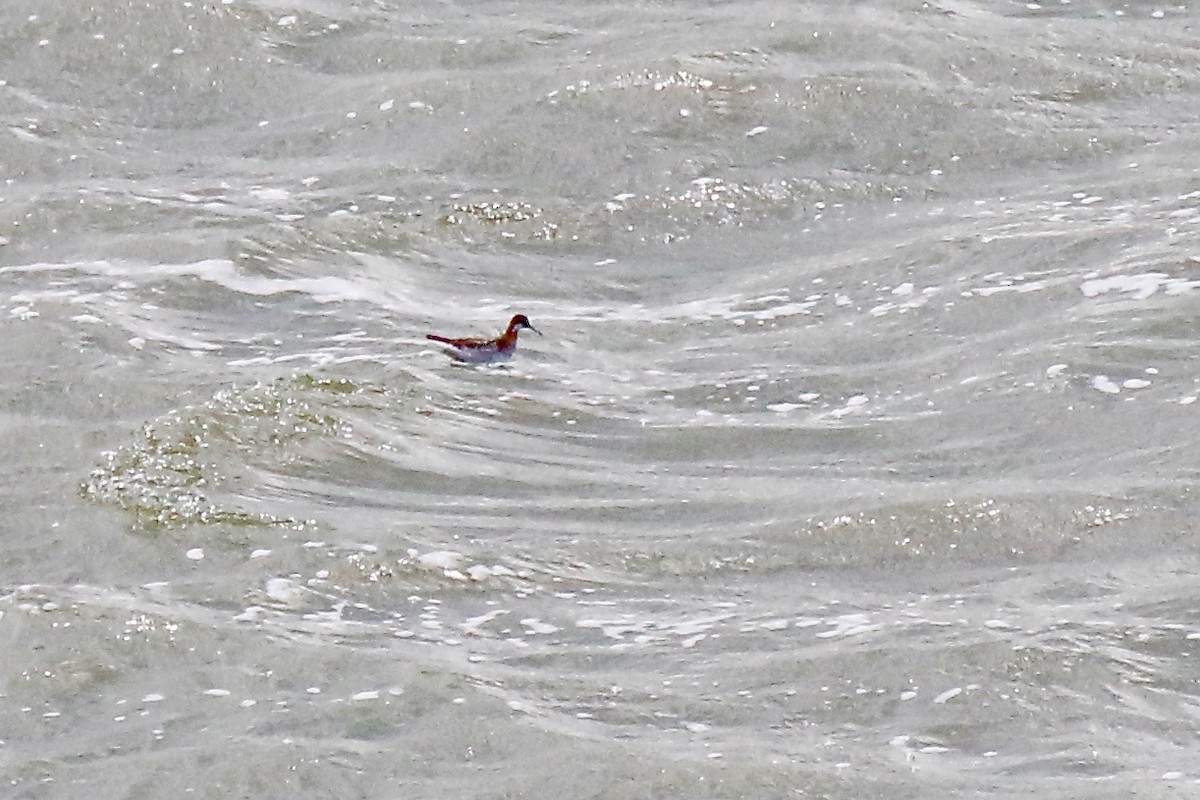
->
xmin=426 ymin=314 xmax=541 ymax=363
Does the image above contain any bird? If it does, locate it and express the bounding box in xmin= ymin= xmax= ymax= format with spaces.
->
xmin=426 ymin=314 xmax=541 ymax=363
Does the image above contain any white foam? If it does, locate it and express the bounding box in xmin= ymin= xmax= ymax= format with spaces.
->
xmin=417 ymin=550 xmax=464 ymax=570
xmin=932 ymin=687 xmax=962 ymax=704
xmin=250 ymin=187 xmax=291 ymax=202
xmin=461 ymin=610 xmax=508 ymax=636
xmin=233 ymin=606 xmax=264 ymax=622
xmin=1081 ymin=274 xmax=1158 ymax=299
xmin=2 ymin=259 xmax=385 ymax=306
xmin=749 ymin=300 xmax=818 ymax=321
xmin=466 ymin=564 xmax=493 ymax=581
xmin=1091 ymin=375 xmax=1121 ymax=395
xmin=830 ymin=395 xmax=870 ymax=419
xmin=1077 ymin=272 xmax=1200 ymax=300
xmin=265 ymin=578 xmax=302 ymax=604
xmin=1045 ymin=364 xmax=1068 ymax=378
xmin=816 ymin=613 xmax=877 ymax=638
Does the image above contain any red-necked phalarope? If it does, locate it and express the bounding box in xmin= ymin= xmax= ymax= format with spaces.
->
xmin=426 ymin=314 xmax=541 ymax=363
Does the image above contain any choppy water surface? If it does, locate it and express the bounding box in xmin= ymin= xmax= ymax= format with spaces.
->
xmin=4 ymin=0 xmax=1200 ymax=796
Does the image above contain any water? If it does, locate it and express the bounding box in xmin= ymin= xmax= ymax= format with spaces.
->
xmin=4 ymin=0 xmax=1200 ymax=796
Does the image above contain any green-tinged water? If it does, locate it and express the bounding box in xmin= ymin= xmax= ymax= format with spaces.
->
xmin=4 ymin=1 xmax=1200 ymax=797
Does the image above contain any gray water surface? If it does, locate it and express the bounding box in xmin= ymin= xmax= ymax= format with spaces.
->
xmin=4 ymin=1 xmax=1200 ymax=797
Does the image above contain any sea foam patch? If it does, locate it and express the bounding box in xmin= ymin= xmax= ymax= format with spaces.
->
xmin=1080 ymin=272 xmax=1200 ymax=300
